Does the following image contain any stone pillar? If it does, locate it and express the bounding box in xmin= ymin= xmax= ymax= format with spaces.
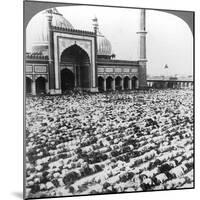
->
xmin=31 ymin=80 xmax=36 ymax=95
xmin=104 ymin=78 xmax=107 ymax=91
xmin=113 ymin=78 xmax=116 ymax=91
xmin=129 ymin=79 xmax=132 ymax=90
xmin=121 ymin=78 xmax=124 ymax=90
xmin=45 ymin=80 xmax=49 ymax=94
xmin=136 ymin=80 xmax=139 ymax=89
xmin=137 ymin=9 xmax=147 ymax=89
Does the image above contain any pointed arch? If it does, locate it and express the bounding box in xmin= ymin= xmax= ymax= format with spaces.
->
xmin=26 ymin=77 xmax=32 ymax=94
xmin=36 ymin=76 xmax=46 ymax=94
xmin=60 ymin=44 xmax=90 ymax=89
xmin=98 ymin=76 xmax=104 ymax=91
xmin=123 ymin=76 xmax=130 ymax=90
xmin=106 ymin=76 xmax=113 ymax=91
xmin=115 ymin=76 xmax=122 ymax=90
xmin=132 ymin=76 xmax=138 ymax=89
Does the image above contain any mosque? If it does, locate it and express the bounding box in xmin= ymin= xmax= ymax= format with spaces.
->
xmin=25 ymin=8 xmax=148 ymax=95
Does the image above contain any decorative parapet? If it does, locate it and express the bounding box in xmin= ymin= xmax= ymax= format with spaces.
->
xmin=97 ymin=58 xmax=139 ymax=66
xmin=26 ymin=53 xmax=49 ymax=60
xmin=51 ymin=26 xmax=95 ymax=36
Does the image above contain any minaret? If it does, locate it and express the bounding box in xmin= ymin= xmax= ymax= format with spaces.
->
xmin=137 ymin=9 xmax=147 ymax=88
xmin=46 ymin=9 xmax=55 ymax=94
xmin=92 ymin=16 xmax=99 ymax=34
xmin=91 ymin=17 xmax=99 ymax=92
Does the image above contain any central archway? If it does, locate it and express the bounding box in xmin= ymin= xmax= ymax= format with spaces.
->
xmin=60 ymin=44 xmax=90 ymax=92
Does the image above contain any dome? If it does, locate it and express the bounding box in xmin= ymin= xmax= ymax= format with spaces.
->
xmin=97 ymin=33 xmax=112 ymax=56
xmin=27 ymin=8 xmax=74 ymax=55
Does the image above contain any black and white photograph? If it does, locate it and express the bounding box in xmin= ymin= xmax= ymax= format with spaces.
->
xmin=24 ymin=1 xmax=194 ymax=199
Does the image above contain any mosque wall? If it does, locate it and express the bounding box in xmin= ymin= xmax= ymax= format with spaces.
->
xmin=25 ymin=8 xmax=148 ymax=95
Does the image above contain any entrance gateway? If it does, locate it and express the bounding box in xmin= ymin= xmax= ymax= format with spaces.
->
xmin=51 ymin=30 xmax=98 ymax=94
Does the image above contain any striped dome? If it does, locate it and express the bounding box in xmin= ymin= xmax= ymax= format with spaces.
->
xmin=27 ymin=8 xmax=74 ymax=55
xmin=97 ymin=33 xmax=112 ymax=56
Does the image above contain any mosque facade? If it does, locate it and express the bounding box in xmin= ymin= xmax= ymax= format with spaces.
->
xmin=25 ymin=8 xmax=147 ymax=95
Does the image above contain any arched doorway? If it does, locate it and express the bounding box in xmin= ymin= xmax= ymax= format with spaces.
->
xmin=61 ymin=68 xmax=75 ymax=92
xmin=124 ymin=76 xmax=130 ymax=90
xmin=26 ymin=77 xmax=32 ymax=94
xmin=132 ymin=76 xmax=138 ymax=89
xmin=167 ymin=81 xmax=174 ymax=88
xmin=115 ymin=76 xmax=122 ymax=90
xmin=106 ymin=76 xmax=113 ymax=91
xmin=36 ymin=77 xmax=46 ymax=94
xmin=98 ymin=76 xmax=104 ymax=91
xmin=60 ymin=44 xmax=90 ymax=91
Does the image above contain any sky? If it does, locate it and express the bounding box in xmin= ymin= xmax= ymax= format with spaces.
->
xmin=27 ymin=5 xmax=193 ymax=77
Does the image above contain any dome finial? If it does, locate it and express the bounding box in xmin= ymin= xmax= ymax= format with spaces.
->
xmin=46 ymin=9 xmax=53 ymax=15
xmin=52 ymin=8 xmax=59 ymax=14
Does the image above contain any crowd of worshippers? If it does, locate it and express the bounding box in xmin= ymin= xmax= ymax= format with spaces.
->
xmin=25 ymin=89 xmax=193 ymax=198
